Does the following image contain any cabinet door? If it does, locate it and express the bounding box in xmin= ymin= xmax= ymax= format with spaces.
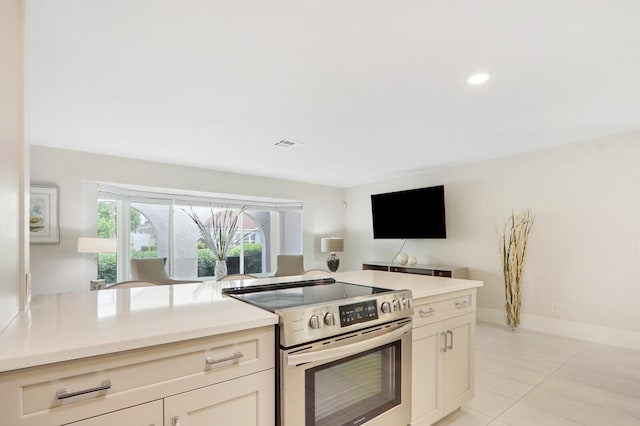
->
xmin=165 ymin=369 xmax=274 ymax=426
xmin=443 ymin=313 xmax=475 ymax=415
xmin=411 ymin=322 xmax=445 ymax=426
xmin=65 ymin=400 xmax=163 ymax=426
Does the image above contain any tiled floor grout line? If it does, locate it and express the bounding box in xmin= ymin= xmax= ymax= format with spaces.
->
xmin=457 ymin=324 xmax=640 ymax=425
xmin=484 ymin=342 xmax=588 ymax=426
xmin=468 ymin=330 xmax=518 ymax=425
xmin=472 ymin=328 xmax=586 ymax=425
xmin=552 ymin=355 xmax=640 ymax=423
xmin=472 ymin=329 xmax=516 ymax=424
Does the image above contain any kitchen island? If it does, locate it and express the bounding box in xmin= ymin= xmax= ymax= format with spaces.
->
xmin=0 ymin=270 xmax=482 ymax=425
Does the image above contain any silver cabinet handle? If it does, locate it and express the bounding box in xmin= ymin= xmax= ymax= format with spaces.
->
xmin=206 ymin=351 xmax=244 ymax=365
xmin=447 ymin=330 xmax=454 ymax=350
xmin=419 ymin=307 xmax=436 ymax=316
xmin=441 ymin=331 xmax=448 ymax=352
xmin=172 ymin=416 xmax=181 ymax=426
xmin=56 ymin=379 xmax=111 ymax=400
xmin=455 ymin=300 xmax=469 ymax=308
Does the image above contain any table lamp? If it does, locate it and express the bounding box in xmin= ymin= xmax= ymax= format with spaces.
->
xmin=78 ymin=237 xmax=117 ymax=290
xmin=321 ymin=237 xmax=344 ymax=272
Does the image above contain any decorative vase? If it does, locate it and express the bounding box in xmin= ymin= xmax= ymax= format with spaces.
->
xmin=215 ymin=259 xmax=228 ymax=281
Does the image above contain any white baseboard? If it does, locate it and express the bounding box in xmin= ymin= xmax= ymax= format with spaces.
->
xmin=477 ymin=307 xmax=640 ymax=351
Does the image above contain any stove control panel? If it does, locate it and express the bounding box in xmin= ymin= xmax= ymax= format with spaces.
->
xmin=339 ymin=299 xmax=379 ymax=327
xmin=280 ymin=289 xmax=413 ymax=347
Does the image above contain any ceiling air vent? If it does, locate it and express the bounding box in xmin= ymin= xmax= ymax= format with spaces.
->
xmin=274 ymin=140 xmax=302 ymax=149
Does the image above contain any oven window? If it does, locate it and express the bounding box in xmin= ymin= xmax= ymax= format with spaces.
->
xmin=305 ymin=341 xmax=401 ymax=426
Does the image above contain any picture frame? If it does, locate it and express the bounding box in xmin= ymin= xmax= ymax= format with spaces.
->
xmin=30 ymin=184 xmax=60 ymax=244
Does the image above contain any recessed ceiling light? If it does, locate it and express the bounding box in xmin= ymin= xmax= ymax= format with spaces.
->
xmin=467 ymin=73 xmax=490 ymax=85
xmin=274 ymin=139 xmax=303 ymax=149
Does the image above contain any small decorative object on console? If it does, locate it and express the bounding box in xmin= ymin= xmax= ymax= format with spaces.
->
xmin=408 ymin=256 xmax=417 ymax=266
xmin=395 ymin=252 xmax=409 ymax=265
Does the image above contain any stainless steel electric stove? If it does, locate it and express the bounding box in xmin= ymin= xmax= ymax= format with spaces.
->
xmin=222 ymin=277 xmax=413 ymax=347
xmin=223 ymin=277 xmax=414 ymax=426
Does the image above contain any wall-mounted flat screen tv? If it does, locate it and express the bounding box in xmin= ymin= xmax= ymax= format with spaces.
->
xmin=371 ymin=185 xmax=446 ymax=239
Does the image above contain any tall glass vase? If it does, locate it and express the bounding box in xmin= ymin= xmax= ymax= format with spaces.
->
xmin=215 ymin=259 xmax=228 ymax=281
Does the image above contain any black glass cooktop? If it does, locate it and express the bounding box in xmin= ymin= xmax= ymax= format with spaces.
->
xmin=222 ymin=278 xmax=393 ymax=311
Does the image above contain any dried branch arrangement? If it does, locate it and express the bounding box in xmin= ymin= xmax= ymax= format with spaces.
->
xmin=498 ymin=209 xmax=535 ymax=330
xmin=185 ymin=206 xmax=248 ymax=261
xmin=184 ymin=206 xmax=249 ymax=280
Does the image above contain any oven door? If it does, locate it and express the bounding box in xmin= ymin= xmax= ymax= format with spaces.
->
xmin=280 ymin=319 xmax=412 ymax=426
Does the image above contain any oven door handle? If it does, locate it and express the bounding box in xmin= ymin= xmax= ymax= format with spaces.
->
xmin=286 ymin=322 xmax=411 ymax=366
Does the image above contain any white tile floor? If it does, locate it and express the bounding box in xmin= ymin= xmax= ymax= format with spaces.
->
xmin=433 ymin=321 xmax=640 ymax=426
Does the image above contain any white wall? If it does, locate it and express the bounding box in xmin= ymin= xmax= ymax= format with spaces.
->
xmin=30 ymin=146 xmax=345 ymax=294
xmin=0 ymin=0 xmax=25 ymax=330
xmin=344 ymin=132 xmax=640 ymax=349
xmin=30 ymin=133 xmax=640 ymax=349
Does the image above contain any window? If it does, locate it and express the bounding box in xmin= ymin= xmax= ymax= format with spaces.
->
xmin=97 ymin=199 xmax=117 ymax=285
xmin=97 ymin=185 xmax=302 ymax=281
xmin=130 ymin=201 xmax=170 ymax=274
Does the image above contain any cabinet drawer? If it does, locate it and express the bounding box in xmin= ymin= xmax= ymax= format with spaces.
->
xmin=0 ymin=326 xmax=274 ymax=426
xmin=65 ymin=400 xmax=163 ymax=425
xmin=413 ymin=291 xmax=475 ymax=327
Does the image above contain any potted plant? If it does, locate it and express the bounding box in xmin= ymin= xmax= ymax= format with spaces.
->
xmin=185 ymin=206 xmax=248 ymax=280
xmin=498 ymin=209 xmax=535 ymax=330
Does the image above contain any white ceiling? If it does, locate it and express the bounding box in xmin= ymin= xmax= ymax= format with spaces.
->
xmin=27 ymin=0 xmax=640 ymax=188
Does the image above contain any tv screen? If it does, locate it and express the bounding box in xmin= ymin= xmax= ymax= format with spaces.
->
xmin=371 ymin=185 xmax=446 ymax=239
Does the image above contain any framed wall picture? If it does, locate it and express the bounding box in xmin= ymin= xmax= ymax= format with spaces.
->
xmin=30 ymin=185 xmax=60 ymax=244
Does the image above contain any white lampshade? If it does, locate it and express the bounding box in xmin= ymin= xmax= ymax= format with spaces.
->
xmin=321 ymin=237 xmax=344 ymax=253
xmin=78 ymin=237 xmax=117 ymax=254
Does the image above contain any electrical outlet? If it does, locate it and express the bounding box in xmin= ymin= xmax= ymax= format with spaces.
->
xmin=551 ymin=302 xmax=559 ymax=313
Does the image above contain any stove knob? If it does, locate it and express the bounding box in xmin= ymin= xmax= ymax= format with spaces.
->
xmin=381 ymin=301 xmax=392 ymax=314
xmin=401 ymin=297 xmax=411 ymax=310
xmin=309 ymin=315 xmax=321 ymax=329
xmin=309 ymin=314 xmax=321 ymax=329
xmin=406 ymin=298 xmax=413 ymax=310
xmin=392 ymin=299 xmax=400 ymax=312
xmin=324 ymin=312 xmax=336 ymax=326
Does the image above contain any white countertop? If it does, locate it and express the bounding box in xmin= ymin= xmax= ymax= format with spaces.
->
xmin=0 ymin=280 xmax=278 ymax=373
xmin=333 ymin=270 xmax=482 ymax=299
xmin=0 ymin=270 xmax=482 ymax=373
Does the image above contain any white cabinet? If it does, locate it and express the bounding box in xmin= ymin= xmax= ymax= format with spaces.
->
xmin=0 ymin=326 xmax=274 ymax=426
xmin=411 ymin=290 xmax=476 ymax=426
xmin=64 ymin=366 xmax=274 ymax=426
xmin=165 ymin=369 xmax=274 ymax=426
xmin=412 ymin=321 xmax=442 ymax=425
xmin=442 ymin=313 xmax=475 ymax=414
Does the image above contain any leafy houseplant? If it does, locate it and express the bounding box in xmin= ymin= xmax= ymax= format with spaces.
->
xmin=498 ymin=210 xmax=535 ymax=330
xmin=185 ymin=206 xmax=248 ymax=280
